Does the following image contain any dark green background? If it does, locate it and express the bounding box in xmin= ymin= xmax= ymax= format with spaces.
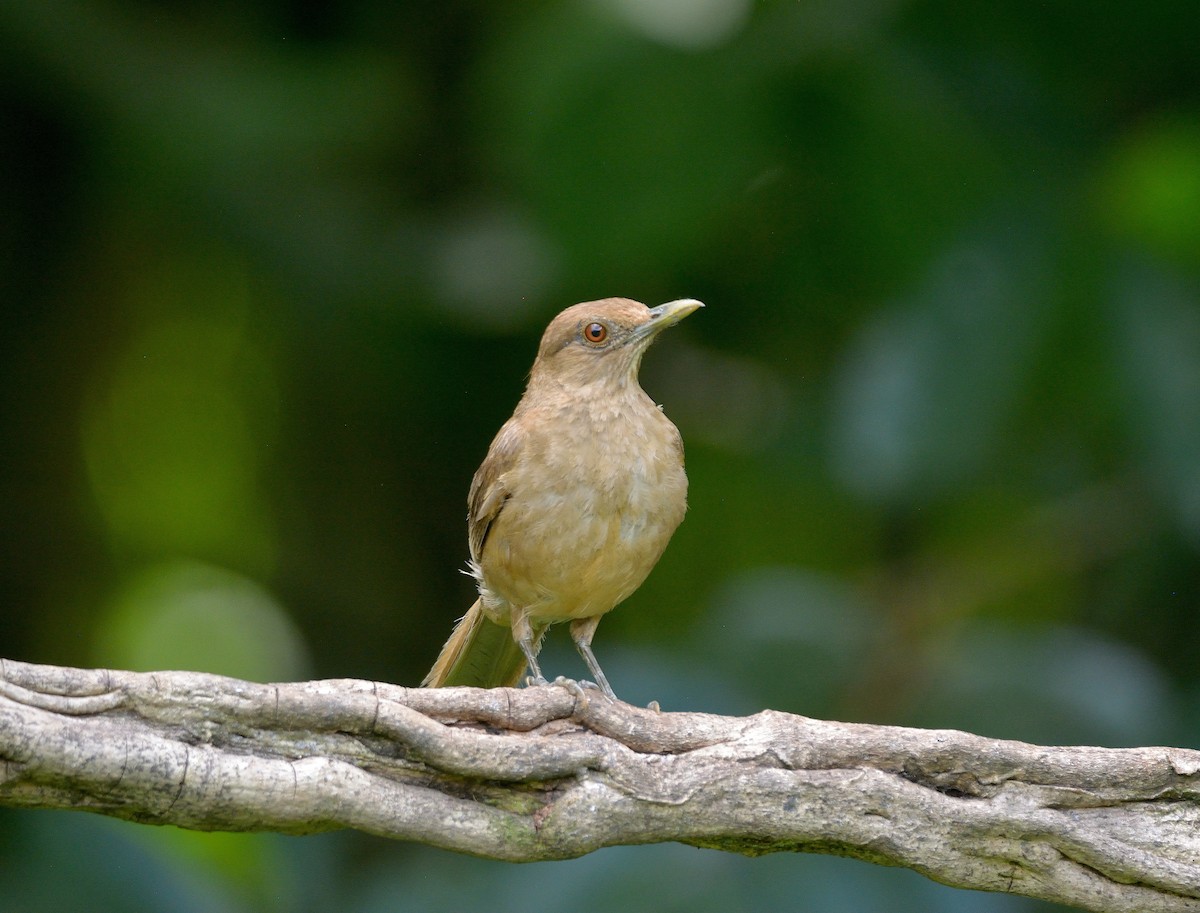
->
xmin=2 ymin=1 xmax=1197 ymax=910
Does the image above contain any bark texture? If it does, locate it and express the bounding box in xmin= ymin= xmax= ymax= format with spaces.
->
xmin=2 ymin=658 xmax=1198 ymax=912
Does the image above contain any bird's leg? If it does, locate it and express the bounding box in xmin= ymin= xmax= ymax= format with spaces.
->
xmin=569 ymin=616 xmax=616 ymax=700
xmin=512 ymin=612 xmax=547 ymax=686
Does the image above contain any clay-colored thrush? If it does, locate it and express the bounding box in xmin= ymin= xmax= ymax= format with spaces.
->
xmin=423 ymin=296 xmax=702 ymax=698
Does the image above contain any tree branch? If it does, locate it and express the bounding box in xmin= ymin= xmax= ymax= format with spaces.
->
xmin=2 ymin=658 xmax=1198 ymax=912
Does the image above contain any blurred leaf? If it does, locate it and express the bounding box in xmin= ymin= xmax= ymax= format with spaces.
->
xmin=1100 ymin=115 xmax=1200 ymax=269
xmin=430 ymin=204 xmax=560 ymax=329
xmin=94 ymin=560 xmax=309 ymax=682
xmin=476 ymin=7 xmax=768 ymax=284
xmin=80 ymin=253 xmax=277 ymax=571
xmin=350 ymin=840 xmax=1058 ymax=913
xmin=596 ymin=0 xmax=753 ymax=50
xmin=828 ymin=222 xmax=1043 ymax=503
xmin=0 ymin=809 xmax=343 ymax=913
xmin=914 ymin=622 xmax=1174 ymax=746
xmin=1112 ymin=262 xmax=1200 ymax=544
xmin=696 ymin=566 xmax=879 ymax=715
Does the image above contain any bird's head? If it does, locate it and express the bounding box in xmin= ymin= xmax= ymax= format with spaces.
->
xmin=529 ymin=297 xmax=703 ymax=391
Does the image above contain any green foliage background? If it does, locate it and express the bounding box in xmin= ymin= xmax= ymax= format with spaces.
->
xmin=1 ymin=1 xmax=1197 ymax=910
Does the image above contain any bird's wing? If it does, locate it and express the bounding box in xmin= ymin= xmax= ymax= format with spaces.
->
xmin=467 ymin=417 xmax=525 ymax=563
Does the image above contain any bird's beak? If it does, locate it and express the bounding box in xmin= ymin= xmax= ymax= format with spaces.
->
xmin=635 ymin=298 xmax=704 ymax=341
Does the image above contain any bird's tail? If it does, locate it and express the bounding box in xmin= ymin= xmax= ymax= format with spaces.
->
xmin=422 ymin=598 xmax=531 ymax=689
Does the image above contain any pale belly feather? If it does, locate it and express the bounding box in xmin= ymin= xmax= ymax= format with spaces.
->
xmin=476 ymin=393 xmax=686 ymax=626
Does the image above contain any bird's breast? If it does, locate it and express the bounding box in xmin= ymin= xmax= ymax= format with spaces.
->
xmin=477 ymin=390 xmax=687 ymax=624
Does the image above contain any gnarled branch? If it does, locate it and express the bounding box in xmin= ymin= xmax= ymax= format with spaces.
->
xmin=1 ymin=658 xmax=1198 ymax=912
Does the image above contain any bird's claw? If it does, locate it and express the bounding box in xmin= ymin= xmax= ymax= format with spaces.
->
xmin=551 ymin=676 xmax=591 ymax=710
xmin=524 ymin=674 xmax=550 ymax=688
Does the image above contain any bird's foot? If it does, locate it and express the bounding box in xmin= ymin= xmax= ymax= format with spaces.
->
xmin=579 ymin=678 xmax=617 ymax=702
xmin=571 ymin=678 xmax=622 ymax=703
xmin=646 ymin=700 xmax=662 ymax=713
xmin=524 ymin=674 xmax=549 ymax=688
xmin=551 ymin=676 xmax=592 ymax=710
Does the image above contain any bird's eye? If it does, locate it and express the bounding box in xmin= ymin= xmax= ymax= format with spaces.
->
xmin=583 ymin=322 xmax=608 ymax=344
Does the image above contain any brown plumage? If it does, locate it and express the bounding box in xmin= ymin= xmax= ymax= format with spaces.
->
xmin=423 ymin=297 xmax=702 ymax=698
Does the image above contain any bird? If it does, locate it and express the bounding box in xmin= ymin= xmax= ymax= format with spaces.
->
xmin=422 ymin=296 xmax=702 ymax=699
